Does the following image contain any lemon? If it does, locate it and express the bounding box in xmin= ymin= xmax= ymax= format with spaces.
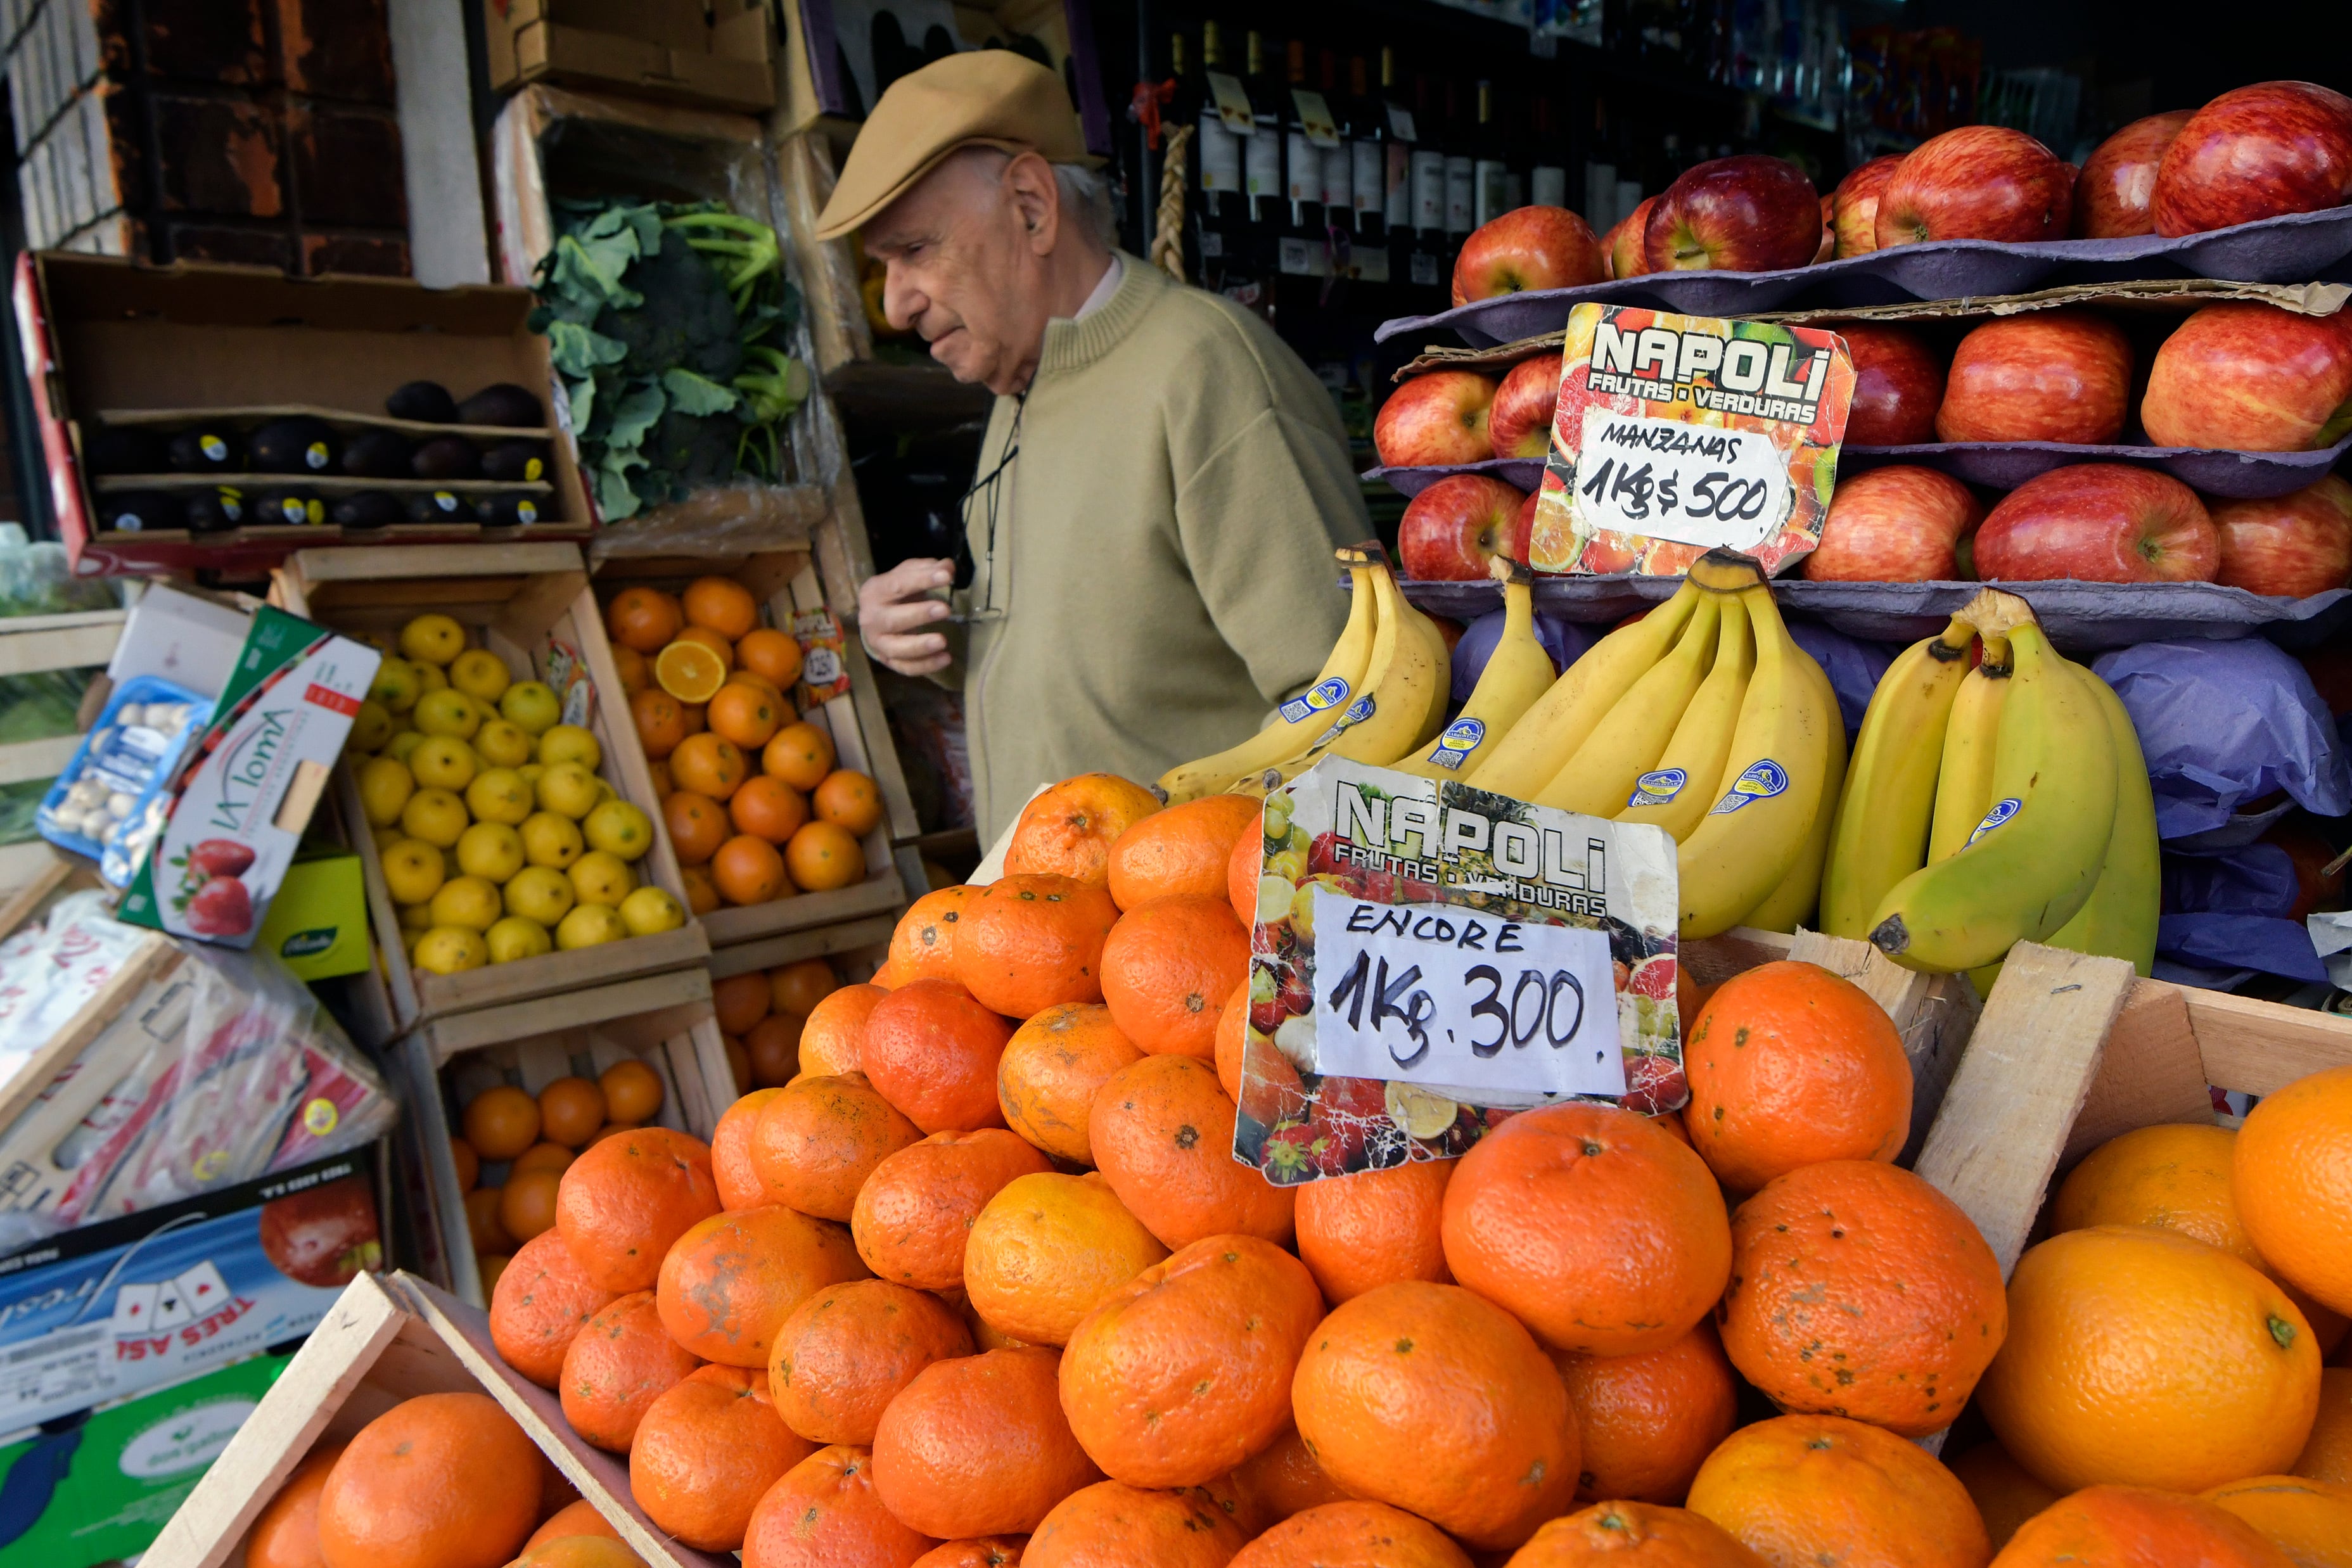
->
xmin=369 ymin=660 xmax=421 ymax=714
xmin=399 ymin=787 xmax=469 ymax=849
xmin=449 ymin=648 xmax=511 ymax=703
xmin=387 ymin=730 xmax=428 ymax=766
xmin=355 ymin=756 xmax=416 ymax=827
xmin=408 ymin=734 xmax=479 ymax=793
xmin=395 ymin=898 xmax=433 ymax=933
xmin=538 ymin=723 xmax=602 ymax=772
xmin=430 ymin=874 xmax=505 ymax=932
xmin=501 ymin=680 xmax=561 ymax=736
xmin=520 ymin=811 xmax=584 ymax=870
xmin=504 ymin=864 xmax=576 ymax=925
xmin=380 ymin=839 xmax=445 ymax=906
xmin=517 ymin=763 xmax=546 ymax=789
xmin=413 ymin=689 xmax=482 ymax=741
xmin=555 ymin=903 xmax=628 ymax=950
xmin=348 ymin=700 xmax=394 ymax=754
xmin=569 ymin=850 xmax=634 ymax=908
xmin=413 ymin=925 xmax=489 ymax=974
xmin=465 ymin=768 xmax=532 ymax=827
xmin=415 ymin=661 xmax=447 ymax=694
xmin=584 ymin=800 xmax=653 ymax=862
xmin=592 ymin=778 xmax=618 ymax=808
xmin=456 ymin=820 xmax=525 ymax=883
xmin=485 ymin=915 xmax=553 ymax=964
xmin=537 ymin=761 xmax=601 ymax=820
xmin=399 ymin=613 xmax=466 ymax=666
xmin=473 ymin=718 xmax=532 ymax=770
xmin=618 ymin=885 xmax=685 ymax=936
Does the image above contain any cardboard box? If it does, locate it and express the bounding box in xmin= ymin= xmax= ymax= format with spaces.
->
xmin=486 ymin=0 xmax=777 ymax=113
xmin=252 ymin=852 xmax=369 ymax=980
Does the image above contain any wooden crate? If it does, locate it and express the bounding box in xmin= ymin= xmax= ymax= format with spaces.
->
xmin=269 ymin=542 xmax=708 ymax=1038
xmin=587 ymin=546 xmax=917 ymax=949
xmin=139 ymin=1270 xmax=729 ymax=1568
xmin=396 ymin=967 xmax=732 ymax=1308
xmin=0 ymin=606 xmax=122 ymax=893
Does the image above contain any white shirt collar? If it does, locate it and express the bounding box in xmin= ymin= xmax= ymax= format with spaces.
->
xmin=1073 ymin=253 xmax=1122 ymax=320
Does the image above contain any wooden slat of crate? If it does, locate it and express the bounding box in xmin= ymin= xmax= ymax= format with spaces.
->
xmin=703 ymin=910 xmax=893 ymax=980
xmin=0 ymin=606 xmax=122 ymax=676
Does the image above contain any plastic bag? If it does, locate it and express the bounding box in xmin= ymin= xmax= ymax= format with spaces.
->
xmin=1788 ymin=618 xmax=1896 ymax=737
xmin=2157 ymin=845 xmax=2327 ymax=985
xmin=1449 ymin=609 xmax=1589 ymax=703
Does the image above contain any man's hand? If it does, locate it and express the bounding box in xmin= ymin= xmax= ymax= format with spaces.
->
xmin=859 ymin=558 xmax=957 ymax=676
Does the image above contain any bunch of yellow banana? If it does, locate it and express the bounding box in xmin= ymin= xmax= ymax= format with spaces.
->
xmin=1819 ymin=587 xmax=2157 ymax=978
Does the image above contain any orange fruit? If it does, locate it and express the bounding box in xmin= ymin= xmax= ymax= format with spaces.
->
xmin=656 ymin=1204 xmax=867 ymax=1366
xmin=607 ymin=587 xmax=684 ymax=655
xmin=2202 ymin=1474 xmax=2352 ymax=1566
xmin=656 ymin=639 xmax=729 ymax=704
xmin=1213 ymin=981 xmax=1250 ymax=1100
xmin=1099 ymin=897 xmax=1251 ymax=1059
xmin=1228 ymin=1500 xmax=1472 ymax=1568
xmin=1441 ymin=1102 xmax=1730 ymax=1356
xmin=465 ymin=1187 xmax=516 ymax=1256
xmin=671 ymin=733 xmax=748 ymax=802
xmin=954 ymin=874 xmax=1122 ymax=1018
xmin=539 ymin=1078 xmax=608 ymax=1148
xmin=2237 ymin=1066 xmax=2352 ymax=1318
xmin=680 ymin=864 xmax=720 ymax=915
xmin=1106 ymin=795 xmax=1262 ymax=913
xmin=1551 ymin=1321 xmax=1739 ymax=1507
xmin=749 ymin=1073 xmax=924 ymax=1221
xmin=526 ymin=1498 xmax=619 ymax=1550
xmin=452 ymin=1137 xmax=480 ymax=1194
xmin=611 ymin=643 xmax=651 ymax=698
xmin=680 ymin=699 xmax=708 ymax=735
xmin=786 ymin=820 xmax=864 ymax=891
xmin=1720 ymin=1159 xmax=2007 ymax=1438
xmin=682 ymin=577 xmax=758 ymax=641
xmin=740 ymin=1444 xmax=936 ymax=1568
xmin=772 ymin=959 xmax=840 ymax=1018
xmin=746 ymin=1013 xmax=803 ymax=1088
xmin=1229 ymin=1422 xmax=1353 ymax=1528
xmin=713 ymin=1089 xmax=786 ymax=1211
xmin=1004 ymin=775 xmax=1161 ymax=887
xmin=1227 ymin=828 xmax=1258 ymax=927
xmin=1978 ymin=1225 xmax=2322 ymax=1493
xmin=814 ymin=770 xmax=883 ymax=836
xmin=1506 ymin=1501 xmax=1767 ymax=1567
xmin=507 ymin=1539 xmax=645 ymax=1568
xmin=1292 ymin=1280 xmax=1578 ymax=1550
xmin=1025 ymin=1479 xmax=1246 ymax=1568
xmin=801 ymin=983 xmax=883 ymax=1079
xmin=646 ymin=759 xmax=674 ymax=800
xmin=1061 ymin=1235 xmax=1324 ymax=1488
xmin=729 ymin=775 xmax=808 ymax=844
xmin=725 ymin=1035 xmax=753 ymax=1095
xmin=559 ymin=1289 xmax=705 ymax=1452
xmin=872 ymin=1346 xmax=1104 ymax=1538
xmin=1294 ymin=1159 xmax=1453 ymax=1304
xmin=736 ymin=628 xmax=803 ymax=688
xmin=962 ymin=1171 xmax=1170 ymax=1346
xmin=249 ymin=1439 xmax=347 ymax=1568
xmin=601 ymin=1059 xmax=665 ymax=1123
xmin=514 ymin=1142 xmax=575 ymax=1178
xmin=862 ymin=979 xmax=1016 ymax=1133
xmin=715 ymin=970 xmax=774 ymax=1034
xmin=1686 ymin=1413 xmax=1988 ymax=1568
xmin=630 ymin=1365 xmax=814 ymax=1551
xmin=713 ymin=834 xmax=790 ymax=905
xmin=891 ymin=886 xmax=979 ymax=984
xmin=553 ymin=1126 xmax=720 ymax=1292
xmin=465 ymin=1085 xmax=542 ymax=1161
xmin=997 ymin=1002 xmax=1142 ymax=1166
xmin=630 ymin=688 xmax=687 ymax=760
xmin=1682 ymin=960 xmax=1912 ymax=1192
xmin=911 ymin=1541 xmax=1024 ymax=1568
xmin=710 ymin=684 xmax=784 ymax=750
xmin=317 ymin=1393 xmax=539 ymax=1568
xmin=851 ymin=1128 xmax=1051 ymax=1289
xmin=1090 ymin=1055 xmax=1294 ymax=1249
xmin=1947 ymin=1441 xmax=2061 ymax=1551
xmin=764 ymin=721 xmax=837 ymax=790
xmin=770 ymin=1278 xmax=974 ymax=1446
xmin=1994 ymin=1484 xmax=2293 ymax=1568
xmin=501 ymin=1170 xmax=563 ymax=1244
xmin=2299 ymin=1367 xmax=2352 ymax=1484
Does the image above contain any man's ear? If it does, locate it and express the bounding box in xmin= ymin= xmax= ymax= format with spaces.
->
xmin=1004 ymin=151 xmax=1060 ymax=256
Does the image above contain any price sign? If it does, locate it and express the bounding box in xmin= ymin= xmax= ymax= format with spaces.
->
xmin=1310 ymin=891 xmax=1627 ymax=1100
xmin=1569 ymin=406 xmax=1794 ymax=555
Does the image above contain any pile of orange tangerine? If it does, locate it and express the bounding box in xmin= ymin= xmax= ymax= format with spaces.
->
xmin=603 ymin=577 xmax=880 ymax=910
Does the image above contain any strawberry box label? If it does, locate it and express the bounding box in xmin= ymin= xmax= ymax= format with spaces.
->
xmin=118 ymin=605 xmax=381 ymax=948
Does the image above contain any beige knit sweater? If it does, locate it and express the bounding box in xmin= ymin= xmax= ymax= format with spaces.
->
xmin=948 ymin=255 xmax=1370 ymax=843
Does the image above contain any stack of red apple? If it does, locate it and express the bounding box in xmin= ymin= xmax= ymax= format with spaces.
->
xmin=1371 ymin=355 xmax=1561 ymax=582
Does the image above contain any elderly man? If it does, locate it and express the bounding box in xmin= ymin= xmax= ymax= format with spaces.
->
xmin=821 ymin=51 xmax=1370 ymax=844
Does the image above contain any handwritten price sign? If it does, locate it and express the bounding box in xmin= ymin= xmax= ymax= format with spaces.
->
xmin=1569 ymin=406 xmax=1793 ymax=554
xmin=1309 ymin=888 xmax=1627 ymax=1100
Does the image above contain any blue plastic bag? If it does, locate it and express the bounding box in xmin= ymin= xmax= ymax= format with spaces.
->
xmin=1450 ymin=610 xmax=1588 ymax=704
xmin=2157 ymin=843 xmax=2327 ymax=984
xmin=1788 ymin=619 xmax=1895 ymax=738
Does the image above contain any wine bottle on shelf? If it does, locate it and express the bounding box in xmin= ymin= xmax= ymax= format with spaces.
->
xmin=1407 ymin=74 xmax=1450 ymax=306
xmin=1472 ymin=79 xmax=1510 ymax=227
xmin=1530 ymin=94 xmax=1569 ymax=210
xmin=1194 ymin=22 xmax=1263 ymax=314
xmin=1346 ymin=56 xmax=1386 ymax=248
xmin=1278 ymin=37 xmax=1327 ymax=284
xmin=1314 ymin=49 xmax=1353 ymax=250
xmin=1441 ymin=79 xmax=1475 ymax=244
xmin=1241 ymin=31 xmax=1285 ymax=234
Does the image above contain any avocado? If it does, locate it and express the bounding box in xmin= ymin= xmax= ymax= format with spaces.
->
xmin=249 ymin=415 xmax=338 ymax=475
xmin=457 ymin=383 xmax=545 ymax=428
xmin=330 ymin=491 xmax=403 ymax=529
xmin=99 ymin=490 xmax=179 ymax=533
xmin=167 ymin=427 xmax=243 ymax=472
xmin=385 ymin=381 xmax=459 ymax=424
xmin=182 ymin=487 xmax=248 ymax=532
xmin=480 ymin=439 xmax=549 ymax=483
xmin=340 ymin=428 xmax=414 ymax=478
xmin=406 ymin=488 xmax=477 ymax=524
xmin=478 ymin=493 xmax=554 ymax=528
xmin=84 ymin=426 xmax=166 ymax=476
xmin=254 ymin=488 xmax=325 ymax=526
xmin=412 ymin=436 xmax=483 ymax=480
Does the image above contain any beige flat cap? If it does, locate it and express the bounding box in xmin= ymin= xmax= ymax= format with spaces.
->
xmin=814 ymin=51 xmax=1099 ymax=239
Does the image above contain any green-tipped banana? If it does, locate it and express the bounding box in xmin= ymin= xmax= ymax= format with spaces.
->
xmin=2041 ymin=663 xmax=2159 ymax=976
xmin=1818 ymin=616 xmax=1976 ymax=939
xmin=1741 ymin=651 xmax=1848 ymax=934
xmin=1158 ymin=549 xmax=1378 ymax=802
xmin=1616 ymin=594 xmax=1754 ymax=843
xmin=1675 ymin=583 xmax=1836 ymax=938
xmin=1539 ymin=594 xmax=1722 ymax=817
xmin=1471 ymin=580 xmax=1704 ymax=801
xmin=1395 ymin=562 xmax=1557 ymax=782
xmin=1927 ymin=639 xmax=2011 ymax=864
xmin=1867 ymin=623 xmax=2117 ymax=973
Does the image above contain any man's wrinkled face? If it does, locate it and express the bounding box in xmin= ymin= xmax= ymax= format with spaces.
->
xmin=864 ymin=150 xmax=1052 ymax=396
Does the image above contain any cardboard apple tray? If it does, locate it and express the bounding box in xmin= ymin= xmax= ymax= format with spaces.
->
xmin=269 ymin=542 xmax=709 ymax=1043
xmin=1680 ymin=924 xmax=2352 ymax=1453
xmin=139 ymin=1270 xmax=731 ymax=1568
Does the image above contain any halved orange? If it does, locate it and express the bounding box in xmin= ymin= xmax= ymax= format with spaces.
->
xmin=674 ymin=625 xmax=736 ymax=669
xmin=655 ymin=639 xmax=728 ymax=704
